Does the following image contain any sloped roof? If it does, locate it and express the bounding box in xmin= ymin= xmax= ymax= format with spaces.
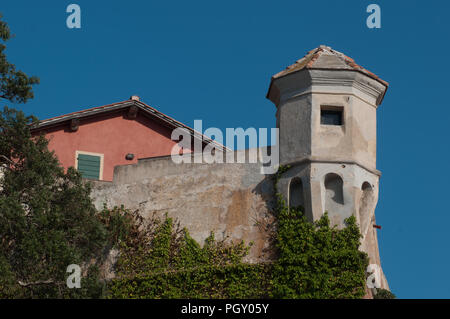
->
xmin=270 ymin=45 xmax=388 ymax=87
xmin=32 ymin=99 xmax=229 ymax=152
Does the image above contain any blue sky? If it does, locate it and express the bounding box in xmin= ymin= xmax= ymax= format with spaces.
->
xmin=1 ymin=0 xmax=449 ymax=298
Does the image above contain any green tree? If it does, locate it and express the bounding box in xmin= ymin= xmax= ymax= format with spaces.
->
xmin=0 ymin=14 xmax=39 ymax=103
xmin=0 ymin=106 xmax=110 ymax=298
xmin=0 ymin=13 xmax=119 ymax=298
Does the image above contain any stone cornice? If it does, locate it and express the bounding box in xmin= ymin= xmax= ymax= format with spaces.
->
xmin=268 ymin=68 xmax=388 ymax=108
xmin=283 ymin=155 xmax=381 ymax=176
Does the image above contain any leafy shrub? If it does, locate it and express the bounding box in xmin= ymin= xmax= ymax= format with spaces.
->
xmin=374 ymin=288 xmax=396 ymax=299
xmin=107 ymin=165 xmax=369 ymax=299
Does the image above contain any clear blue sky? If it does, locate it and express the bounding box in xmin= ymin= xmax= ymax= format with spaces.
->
xmin=1 ymin=0 xmax=449 ymax=298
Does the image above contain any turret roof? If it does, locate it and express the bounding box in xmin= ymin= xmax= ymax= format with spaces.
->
xmin=271 ymin=45 xmax=388 ymax=87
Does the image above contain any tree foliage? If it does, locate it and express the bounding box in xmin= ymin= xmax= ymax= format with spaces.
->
xmin=374 ymin=288 xmax=396 ymax=299
xmin=0 ymin=14 xmax=39 ymax=104
xmin=0 ymin=15 xmax=118 ymax=298
xmin=0 ymin=107 xmax=113 ymax=298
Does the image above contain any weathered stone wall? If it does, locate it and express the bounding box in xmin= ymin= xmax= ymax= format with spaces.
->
xmin=90 ymin=148 xmax=388 ymax=289
xmin=90 ymin=150 xmax=276 ymax=263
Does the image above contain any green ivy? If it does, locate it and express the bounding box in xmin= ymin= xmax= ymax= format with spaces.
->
xmin=107 ymin=165 xmax=369 ymax=299
xmin=270 ymin=209 xmax=368 ymax=298
xmin=374 ymin=288 xmax=396 ymax=299
xmin=107 ymin=211 xmax=268 ymax=298
xmin=270 ymin=165 xmax=369 ymax=298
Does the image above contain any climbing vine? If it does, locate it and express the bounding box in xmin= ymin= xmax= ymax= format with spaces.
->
xmin=107 ymin=165 xmax=369 ymax=299
xmin=269 ymin=165 xmax=369 ymax=298
xmin=107 ymin=211 xmax=270 ymax=298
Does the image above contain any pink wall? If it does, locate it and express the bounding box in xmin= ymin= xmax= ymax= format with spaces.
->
xmin=33 ymin=111 xmax=185 ymax=181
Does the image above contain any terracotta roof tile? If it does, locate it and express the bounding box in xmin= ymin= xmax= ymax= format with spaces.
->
xmin=272 ymin=45 xmax=388 ymax=87
xmin=32 ymin=99 xmax=230 ymax=152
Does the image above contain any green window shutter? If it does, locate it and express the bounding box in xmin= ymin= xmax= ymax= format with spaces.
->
xmin=77 ymin=154 xmax=101 ymax=180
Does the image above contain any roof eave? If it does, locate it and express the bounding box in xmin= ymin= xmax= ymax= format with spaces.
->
xmin=266 ymin=67 xmax=389 ymax=106
xmin=31 ymin=100 xmax=231 ymax=152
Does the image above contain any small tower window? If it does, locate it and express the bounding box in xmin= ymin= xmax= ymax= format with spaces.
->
xmin=321 ymin=107 xmax=343 ymax=126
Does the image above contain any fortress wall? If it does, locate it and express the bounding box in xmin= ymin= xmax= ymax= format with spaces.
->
xmin=90 ymin=150 xmax=387 ymax=289
xmin=90 ymin=150 xmax=276 ymax=263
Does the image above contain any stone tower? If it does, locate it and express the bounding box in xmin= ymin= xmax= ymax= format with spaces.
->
xmin=266 ymin=46 xmax=389 ymax=287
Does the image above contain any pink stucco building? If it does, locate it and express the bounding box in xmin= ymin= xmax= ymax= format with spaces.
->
xmin=31 ymin=96 xmax=217 ymax=181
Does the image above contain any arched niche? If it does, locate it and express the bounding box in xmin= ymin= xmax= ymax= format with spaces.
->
xmin=324 ymin=173 xmax=344 ymax=213
xmin=359 ymin=182 xmax=374 ymax=232
xmin=289 ymin=177 xmax=305 ymax=211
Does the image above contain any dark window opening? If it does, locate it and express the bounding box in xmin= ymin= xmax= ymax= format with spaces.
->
xmin=321 ymin=109 xmax=343 ymax=126
xmin=289 ymin=178 xmax=304 ymax=211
